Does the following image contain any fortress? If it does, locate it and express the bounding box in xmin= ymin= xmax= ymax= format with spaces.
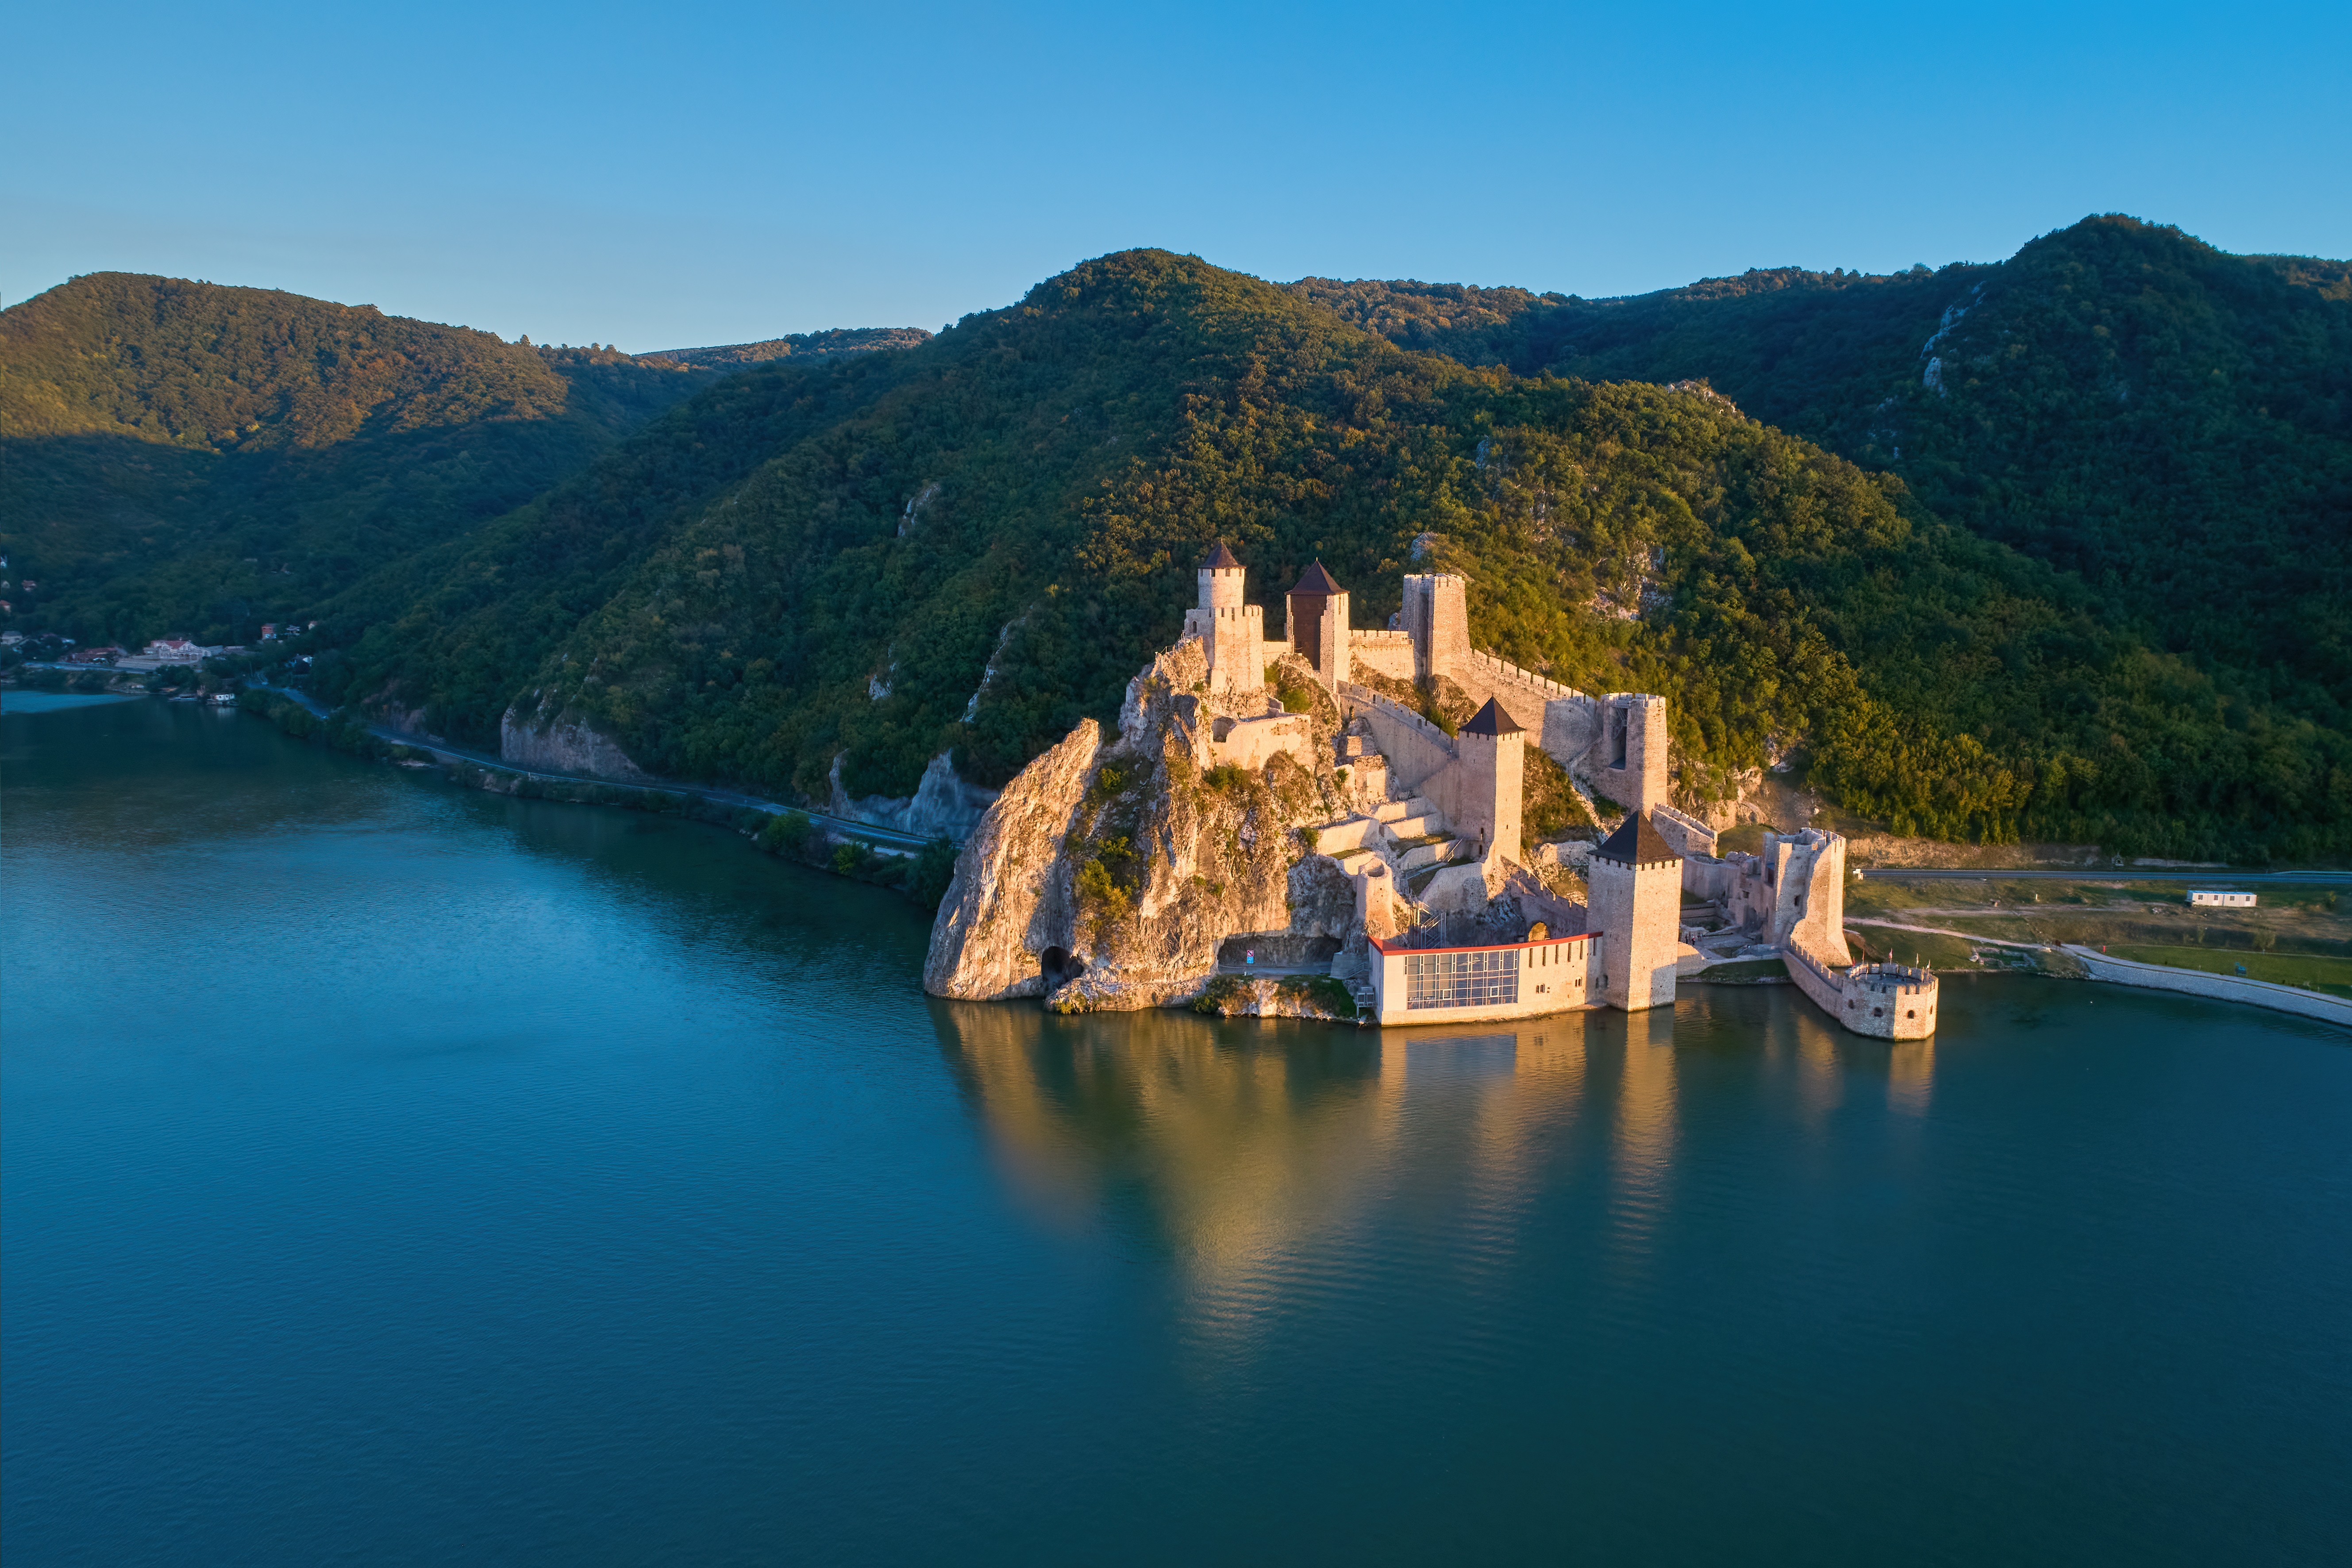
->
xmin=926 ymin=545 xmax=1936 ymax=1040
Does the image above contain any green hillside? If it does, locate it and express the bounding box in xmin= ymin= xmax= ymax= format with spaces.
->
xmin=316 ymin=249 xmax=2349 ymax=860
xmin=1297 ymin=217 xmax=2352 ymax=722
xmin=638 ymin=328 xmax=933 ymax=369
xmin=0 ymin=273 xmax=713 ymax=645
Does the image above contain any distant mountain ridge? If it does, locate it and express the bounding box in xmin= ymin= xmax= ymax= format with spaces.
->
xmin=309 ymin=244 xmax=2348 ymax=861
xmin=6 ymin=221 xmax=2347 ymax=862
xmin=1293 ymin=217 xmax=2352 ymax=718
xmin=0 ymin=273 xmax=714 ymax=642
xmin=638 ymin=327 xmax=933 ymax=369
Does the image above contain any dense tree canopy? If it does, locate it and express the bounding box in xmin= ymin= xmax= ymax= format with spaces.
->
xmin=9 ymin=227 xmax=2346 ymax=863
xmin=1301 ymin=216 xmax=2352 ymax=721
xmin=317 ymin=248 xmax=2348 ymax=861
xmin=0 ymin=273 xmax=712 ymax=644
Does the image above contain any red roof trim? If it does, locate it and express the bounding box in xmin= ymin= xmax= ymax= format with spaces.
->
xmin=1368 ymin=932 xmax=1597 ymax=956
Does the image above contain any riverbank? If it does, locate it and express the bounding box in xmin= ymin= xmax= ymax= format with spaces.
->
xmin=2065 ymin=945 xmax=2352 ymax=1027
xmin=227 ymin=685 xmax=962 ymax=912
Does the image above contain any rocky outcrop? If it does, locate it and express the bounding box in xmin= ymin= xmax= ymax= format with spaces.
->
xmin=926 ymin=637 xmax=1359 ymax=1013
xmin=373 ymin=701 xmax=449 ymax=745
xmin=499 ymin=700 xmax=651 ymax=781
xmin=1189 ymin=975 xmax=1361 ymax=1022
xmin=923 ymin=719 xmax=1102 ymax=1000
xmin=830 ymin=750 xmax=1001 ymax=840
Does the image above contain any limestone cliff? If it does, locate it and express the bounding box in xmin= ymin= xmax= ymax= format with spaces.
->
xmin=500 ymin=696 xmax=651 ymax=781
xmin=830 ymin=750 xmax=1001 ymax=840
xmin=924 ymin=638 xmax=1360 ymax=1012
xmin=922 ymin=718 xmax=1102 ymax=1000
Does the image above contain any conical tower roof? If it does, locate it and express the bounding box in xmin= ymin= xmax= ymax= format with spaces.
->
xmin=1201 ymin=541 xmax=1241 ymax=570
xmin=1459 ymin=697 xmax=1524 ymax=736
xmin=1594 ymin=810 xmax=1682 ymax=867
xmin=1288 ymin=560 xmax=1344 ymax=595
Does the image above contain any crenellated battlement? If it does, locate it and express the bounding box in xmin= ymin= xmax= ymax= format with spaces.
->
xmin=1465 ymin=648 xmax=1582 ymax=701
xmin=1785 ymin=935 xmax=1939 ymax=1039
xmin=1338 ymin=683 xmax=1452 ymax=749
xmin=1648 ymin=801 xmax=1718 ymax=857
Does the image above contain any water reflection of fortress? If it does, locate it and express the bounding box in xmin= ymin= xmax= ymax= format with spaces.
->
xmin=932 ymin=999 xmax=1934 ymax=1327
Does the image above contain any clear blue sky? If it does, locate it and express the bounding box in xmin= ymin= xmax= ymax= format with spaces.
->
xmin=7 ymin=1 xmax=2346 ymax=351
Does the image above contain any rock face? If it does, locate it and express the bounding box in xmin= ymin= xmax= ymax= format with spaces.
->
xmin=924 ymin=638 xmax=1361 ymax=1012
xmin=923 ymin=719 xmax=1102 ymax=999
xmin=831 ymin=750 xmax=1001 ymax=840
xmin=500 ymin=699 xmax=651 ymax=781
xmin=1190 ymin=975 xmax=1360 ymax=1022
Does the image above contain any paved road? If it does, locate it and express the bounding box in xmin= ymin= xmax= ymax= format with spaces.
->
xmin=1845 ymin=917 xmax=2050 ymax=950
xmin=1858 ymin=867 xmax=2352 ymax=885
xmin=252 ymin=684 xmax=937 ymax=851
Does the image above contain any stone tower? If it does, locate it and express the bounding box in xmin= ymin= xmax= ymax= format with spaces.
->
xmin=1589 ymin=811 xmax=1683 ymax=1012
xmin=1186 ymin=542 xmax=1263 ymax=698
xmin=1286 ymin=561 xmax=1351 ymax=690
xmin=1455 ymin=697 xmax=1524 ymax=869
xmin=1761 ymin=828 xmax=1852 ymax=964
xmin=1197 ymin=541 xmax=1246 ymax=613
xmin=1402 ymin=572 xmax=1470 ymax=686
xmin=1591 ymin=693 xmax=1669 ymax=815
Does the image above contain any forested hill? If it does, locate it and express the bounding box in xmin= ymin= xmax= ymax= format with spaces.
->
xmin=316 ymin=248 xmax=2348 ymax=861
xmin=0 ymin=273 xmax=714 ymax=645
xmin=1294 ymin=217 xmax=2352 ymax=722
xmin=638 ymin=327 xmax=933 ymax=369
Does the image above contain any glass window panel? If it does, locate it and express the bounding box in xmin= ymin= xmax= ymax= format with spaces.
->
xmin=1405 ymin=947 xmax=1523 ymax=1009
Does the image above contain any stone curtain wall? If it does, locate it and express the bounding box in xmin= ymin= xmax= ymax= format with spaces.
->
xmin=1454 ymin=649 xmax=1603 ymax=788
xmin=1348 ymin=630 xmax=1416 ymax=682
xmin=1784 ymin=941 xmax=1937 ymax=1039
xmin=1442 ymin=649 xmax=1669 ymax=820
xmin=1209 ymin=713 xmax=1314 ymax=772
xmin=1203 ymin=605 xmax=1263 ymax=696
xmin=1648 ymin=802 xmax=1719 ymax=858
xmin=1782 ymin=940 xmax=1851 ymax=1024
xmin=1338 ymin=684 xmax=1455 ymax=795
xmin=1332 ymin=580 xmax=1679 ymax=820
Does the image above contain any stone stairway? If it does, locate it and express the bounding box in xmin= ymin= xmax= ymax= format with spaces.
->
xmin=1309 ymin=796 xmax=1461 ymax=887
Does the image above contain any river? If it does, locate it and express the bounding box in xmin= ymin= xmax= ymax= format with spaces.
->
xmin=4 ymin=698 xmax=2347 ymax=1565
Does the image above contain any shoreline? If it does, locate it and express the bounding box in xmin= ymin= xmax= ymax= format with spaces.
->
xmin=15 ymin=682 xmax=2347 ymax=1034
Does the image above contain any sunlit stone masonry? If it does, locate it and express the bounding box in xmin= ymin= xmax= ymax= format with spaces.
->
xmin=924 ymin=544 xmax=1934 ymax=1036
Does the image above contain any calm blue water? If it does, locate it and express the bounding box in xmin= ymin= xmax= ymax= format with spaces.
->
xmin=5 ymin=699 xmax=2349 ymax=1565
